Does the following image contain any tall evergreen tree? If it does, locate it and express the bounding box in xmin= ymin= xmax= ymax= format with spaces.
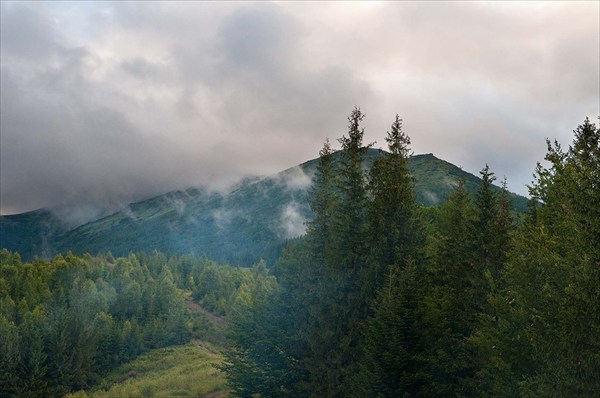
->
xmin=421 ymin=180 xmax=479 ymax=397
xmin=307 ymin=138 xmax=338 ymax=266
xmin=473 ymin=165 xmax=513 ymax=284
xmin=333 ymin=107 xmax=370 ymax=268
xmin=302 ymin=108 xmax=371 ymax=397
xmin=352 ymin=115 xmax=427 ymax=397
xmin=352 ymin=260 xmax=426 ymax=398
xmin=475 ymin=118 xmax=600 ymax=397
xmin=366 ymin=115 xmax=418 ymax=287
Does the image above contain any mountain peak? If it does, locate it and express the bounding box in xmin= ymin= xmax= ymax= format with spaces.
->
xmin=1 ymin=151 xmax=528 ymax=264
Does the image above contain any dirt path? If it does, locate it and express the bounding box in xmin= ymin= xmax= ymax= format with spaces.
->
xmin=185 ymin=297 xmax=226 ymax=324
xmin=201 ymin=390 xmax=229 ymax=398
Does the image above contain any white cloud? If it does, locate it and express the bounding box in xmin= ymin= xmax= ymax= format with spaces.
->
xmin=279 ymin=202 xmax=307 ymax=239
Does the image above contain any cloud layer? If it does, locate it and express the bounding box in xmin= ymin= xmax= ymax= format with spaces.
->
xmin=1 ymin=1 xmax=598 ymax=221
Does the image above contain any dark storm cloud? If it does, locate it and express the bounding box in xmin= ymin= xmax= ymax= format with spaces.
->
xmin=1 ymin=1 xmax=598 ymax=222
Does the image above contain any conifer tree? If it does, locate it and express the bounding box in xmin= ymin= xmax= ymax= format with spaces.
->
xmin=305 ymin=107 xmax=371 ymax=397
xmin=366 ymin=115 xmax=418 ymax=288
xmin=421 ymin=180 xmax=479 ymax=396
xmin=0 ymin=316 xmax=21 ymax=398
xmin=471 ymin=165 xmax=514 ymax=315
xmin=307 ymin=138 xmax=338 ymax=266
xmin=353 ymin=260 xmax=427 ymax=397
xmin=476 ymin=118 xmax=600 ymax=396
xmin=352 ymin=115 xmax=427 ymax=397
xmin=333 ymin=107 xmax=370 ymax=268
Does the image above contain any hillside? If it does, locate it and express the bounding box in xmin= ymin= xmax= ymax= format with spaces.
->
xmin=0 ymin=150 xmax=528 ymax=264
xmin=0 ymin=209 xmax=67 ymax=258
xmin=78 ymin=343 xmax=229 ymax=398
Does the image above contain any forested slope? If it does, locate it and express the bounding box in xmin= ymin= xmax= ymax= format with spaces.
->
xmin=222 ymin=113 xmax=599 ymax=397
xmin=1 ymin=149 xmax=527 ymax=265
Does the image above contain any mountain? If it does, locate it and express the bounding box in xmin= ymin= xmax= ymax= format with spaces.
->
xmin=0 ymin=209 xmax=67 ymax=259
xmin=0 ymin=149 xmax=528 ymax=264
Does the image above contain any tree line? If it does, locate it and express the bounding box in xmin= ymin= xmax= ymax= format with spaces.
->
xmin=0 ymin=250 xmax=273 ymax=397
xmin=222 ymin=110 xmax=599 ymax=397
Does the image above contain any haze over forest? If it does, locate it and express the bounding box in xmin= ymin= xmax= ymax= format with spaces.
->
xmin=1 ymin=1 xmax=598 ymax=225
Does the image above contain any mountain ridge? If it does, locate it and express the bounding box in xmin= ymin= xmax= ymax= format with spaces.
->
xmin=1 ymin=149 xmax=528 ymax=264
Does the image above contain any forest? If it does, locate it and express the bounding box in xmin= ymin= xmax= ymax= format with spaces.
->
xmin=1 ymin=111 xmax=598 ymax=398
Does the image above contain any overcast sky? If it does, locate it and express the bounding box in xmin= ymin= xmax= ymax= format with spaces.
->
xmin=1 ymin=1 xmax=598 ymax=221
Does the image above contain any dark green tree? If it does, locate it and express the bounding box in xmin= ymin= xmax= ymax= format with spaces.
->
xmin=333 ymin=107 xmax=371 ymax=268
xmin=475 ymin=118 xmax=600 ymax=397
xmin=473 ymin=165 xmax=513 ymax=284
xmin=352 ymin=260 xmax=426 ymax=398
xmin=0 ymin=315 xmax=21 ymax=398
xmin=306 ymin=138 xmax=338 ymax=266
xmin=366 ymin=115 xmax=419 ymax=288
xmin=352 ymin=115 xmax=427 ymax=397
xmin=421 ymin=181 xmax=479 ymax=397
xmin=221 ymin=262 xmax=280 ymax=397
xmin=303 ymin=108 xmax=373 ymax=397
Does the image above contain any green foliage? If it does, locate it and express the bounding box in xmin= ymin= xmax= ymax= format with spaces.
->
xmin=475 ymin=118 xmax=600 ymax=397
xmin=220 ymin=262 xmax=282 ymax=397
xmin=333 ymin=106 xmax=370 ymax=269
xmin=86 ymin=343 xmax=228 ymax=398
xmin=307 ymin=138 xmax=338 ymax=265
xmin=224 ymin=110 xmax=426 ymax=397
xmin=0 ymin=250 xmax=248 ymax=397
xmin=223 ymin=113 xmax=594 ymax=398
xmin=4 ymin=112 xmax=596 ymax=398
xmin=352 ymin=261 xmax=427 ymax=398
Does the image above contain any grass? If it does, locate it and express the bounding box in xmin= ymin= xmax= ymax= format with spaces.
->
xmin=67 ymin=342 xmax=229 ymax=398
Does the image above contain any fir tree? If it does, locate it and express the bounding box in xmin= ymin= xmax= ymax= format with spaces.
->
xmin=476 ymin=118 xmax=600 ymax=397
xmin=307 ymin=138 xmax=338 ymax=266
xmin=421 ymin=180 xmax=479 ymax=397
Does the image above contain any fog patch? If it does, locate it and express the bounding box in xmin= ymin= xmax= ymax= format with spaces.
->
xmin=423 ymin=191 xmax=439 ymax=204
xmin=121 ymin=205 xmax=139 ymax=222
xmin=279 ymin=202 xmax=306 ymax=239
xmin=169 ymin=197 xmax=186 ymax=216
xmin=276 ymin=166 xmax=314 ymax=191
xmin=443 ymin=176 xmax=460 ymax=189
xmin=212 ymin=208 xmax=237 ymax=230
xmin=50 ymin=204 xmax=116 ymax=229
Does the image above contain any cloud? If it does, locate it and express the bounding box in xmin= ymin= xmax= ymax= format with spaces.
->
xmin=1 ymin=1 xmax=598 ymax=220
xmin=212 ymin=208 xmax=236 ymax=231
xmin=276 ymin=166 xmax=313 ymax=191
xmin=279 ymin=202 xmax=307 ymax=239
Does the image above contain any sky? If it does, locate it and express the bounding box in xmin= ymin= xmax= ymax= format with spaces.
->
xmin=1 ymin=1 xmax=599 ymax=223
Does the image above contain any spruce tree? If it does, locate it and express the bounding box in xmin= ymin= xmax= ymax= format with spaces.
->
xmin=305 ymin=107 xmax=371 ymax=397
xmin=476 ymin=118 xmax=600 ymax=396
xmin=366 ymin=115 xmax=417 ymax=287
xmin=333 ymin=106 xmax=370 ymax=268
xmin=421 ymin=180 xmax=479 ymax=397
xmin=307 ymin=138 xmax=338 ymax=266
xmin=352 ymin=115 xmax=427 ymax=397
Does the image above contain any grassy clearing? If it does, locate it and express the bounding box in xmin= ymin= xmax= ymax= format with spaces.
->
xmin=68 ymin=342 xmax=229 ymax=398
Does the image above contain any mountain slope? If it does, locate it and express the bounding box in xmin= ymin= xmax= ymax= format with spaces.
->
xmin=1 ymin=150 xmax=528 ymax=264
xmin=0 ymin=209 xmax=66 ymax=258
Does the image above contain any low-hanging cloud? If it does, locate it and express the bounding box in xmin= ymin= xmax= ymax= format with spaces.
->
xmin=279 ymin=202 xmax=307 ymax=239
xmin=276 ymin=166 xmax=314 ymax=191
xmin=1 ymin=1 xmax=598 ymax=222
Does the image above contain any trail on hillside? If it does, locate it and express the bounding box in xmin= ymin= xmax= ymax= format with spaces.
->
xmin=185 ymin=297 xmax=226 ymax=324
xmin=201 ymin=389 xmax=229 ymax=398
